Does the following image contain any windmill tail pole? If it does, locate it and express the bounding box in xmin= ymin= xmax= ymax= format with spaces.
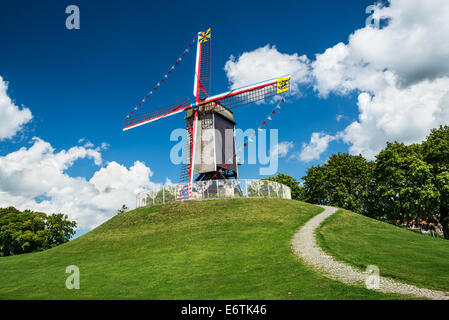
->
xmin=188 ymin=110 xmax=199 ymax=199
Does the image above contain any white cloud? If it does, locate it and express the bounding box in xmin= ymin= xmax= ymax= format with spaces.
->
xmin=339 ymin=77 xmax=449 ymax=159
xmin=296 ymin=132 xmax=335 ymax=162
xmin=310 ymin=0 xmax=449 ymax=159
xmin=0 ymin=76 xmax=32 ymax=140
xmin=0 ymin=137 xmax=159 ymax=229
xmin=313 ymin=0 xmax=449 ymax=96
xmin=312 ymin=43 xmax=395 ymax=97
xmin=271 ymin=141 xmax=294 ymax=158
xmin=224 ymin=45 xmax=311 ymax=94
xmin=0 ymin=75 xmax=162 ymax=231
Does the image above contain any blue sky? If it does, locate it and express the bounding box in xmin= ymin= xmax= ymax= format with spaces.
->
xmin=2 ymin=0 xmax=448 ymax=233
xmin=0 ymin=0 xmax=371 ymax=182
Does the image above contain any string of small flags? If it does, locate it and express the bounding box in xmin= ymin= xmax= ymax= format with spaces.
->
xmin=217 ymin=97 xmax=286 ymax=175
xmin=126 ymin=37 xmax=197 ymax=119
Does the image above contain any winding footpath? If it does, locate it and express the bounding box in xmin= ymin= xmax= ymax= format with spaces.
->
xmin=292 ymin=205 xmax=449 ymax=300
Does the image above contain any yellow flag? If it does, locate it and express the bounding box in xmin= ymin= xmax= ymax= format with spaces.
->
xmin=199 ymin=28 xmax=211 ymax=43
xmin=277 ymin=76 xmax=290 ymax=94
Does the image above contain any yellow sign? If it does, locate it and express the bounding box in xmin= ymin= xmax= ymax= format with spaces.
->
xmin=277 ymin=76 xmax=290 ymax=94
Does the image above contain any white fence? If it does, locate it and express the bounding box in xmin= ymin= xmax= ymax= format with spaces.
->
xmin=136 ymin=179 xmax=291 ymax=208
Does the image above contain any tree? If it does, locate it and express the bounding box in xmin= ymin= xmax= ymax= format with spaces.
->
xmin=45 ymin=213 xmax=77 ymax=246
xmin=0 ymin=207 xmax=77 ymax=256
xmin=302 ymin=153 xmax=373 ymax=213
xmin=297 ymin=126 xmax=449 ymax=240
xmin=301 ymin=165 xmax=328 ymax=205
xmin=374 ymin=142 xmax=438 ymax=225
xmin=422 ymin=125 xmax=449 ymax=239
xmin=264 ymin=173 xmax=305 ymax=200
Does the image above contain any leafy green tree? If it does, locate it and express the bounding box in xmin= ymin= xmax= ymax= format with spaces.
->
xmin=422 ymin=125 xmax=449 ymax=239
xmin=0 ymin=207 xmax=76 ymax=256
xmin=45 ymin=213 xmax=77 ymax=245
xmin=374 ymin=142 xmax=438 ymax=225
xmin=301 ymin=165 xmax=329 ymax=205
xmin=302 ymin=153 xmax=373 ymax=213
xmin=298 ymin=126 xmax=449 ymax=240
xmin=264 ymin=173 xmax=305 ymax=200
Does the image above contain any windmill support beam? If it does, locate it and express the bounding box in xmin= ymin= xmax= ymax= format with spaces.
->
xmin=188 ymin=109 xmax=199 ymax=199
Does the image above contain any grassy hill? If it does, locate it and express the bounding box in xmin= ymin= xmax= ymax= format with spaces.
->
xmin=0 ymin=199 xmax=403 ymax=300
xmin=317 ymin=209 xmax=449 ymax=292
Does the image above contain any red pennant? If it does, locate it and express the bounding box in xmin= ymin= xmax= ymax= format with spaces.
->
xmin=146 ymin=95 xmax=149 ymax=98
xmin=244 ymin=143 xmax=247 ymax=147
xmin=182 ymin=53 xmax=186 ymax=57
xmin=272 ymin=110 xmax=276 ymax=114
xmin=224 ymin=164 xmax=228 ymax=169
xmin=138 ymin=103 xmax=141 ymax=106
xmin=262 ymin=121 xmax=267 ymax=126
xmin=189 ymin=44 xmax=193 ymax=47
xmin=175 ymin=62 xmax=178 ymax=65
xmin=233 ymin=153 xmax=237 ymax=157
xmin=161 ymin=79 xmax=165 ymax=82
xmin=168 ymin=70 xmax=171 ymax=73
xmin=281 ymin=98 xmax=285 ymax=103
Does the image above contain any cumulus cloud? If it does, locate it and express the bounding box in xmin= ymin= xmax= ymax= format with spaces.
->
xmin=295 ymin=132 xmax=335 ymax=162
xmin=308 ymin=0 xmax=449 ymax=159
xmin=0 ymin=76 xmax=32 ymax=140
xmin=224 ymin=45 xmax=311 ymax=94
xmin=313 ymin=0 xmax=449 ymax=96
xmin=0 ymin=137 xmax=159 ymax=229
xmin=271 ymin=141 xmax=294 ymax=158
xmin=339 ymin=77 xmax=449 ymax=159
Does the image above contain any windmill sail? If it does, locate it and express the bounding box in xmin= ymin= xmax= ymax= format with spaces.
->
xmin=194 ymin=75 xmax=291 ymax=111
xmin=193 ymin=28 xmax=211 ymax=103
xmin=123 ymin=99 xmax=191 ymax=131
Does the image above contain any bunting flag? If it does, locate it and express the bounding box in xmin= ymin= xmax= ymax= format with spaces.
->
xmin=125 ymin=37 xmax=197 ymax=118
xmin=240 ymin=98 xmax=286 ymax=151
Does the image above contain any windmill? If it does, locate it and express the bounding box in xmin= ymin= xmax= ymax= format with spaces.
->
xmin=123 ymin=28 xmax=291 ymax=200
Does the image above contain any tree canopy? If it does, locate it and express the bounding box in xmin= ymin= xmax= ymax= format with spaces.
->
xmin=299 ymin=126 xmax=449 ymax=239
xmin=302 ymin=153 xmax=373 ymax=214
xmin=0 ymin=207 xmax=77 ymax=256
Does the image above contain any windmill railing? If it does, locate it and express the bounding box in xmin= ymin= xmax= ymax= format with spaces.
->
xmin=136 ymin=179 xmax=292 ymax=208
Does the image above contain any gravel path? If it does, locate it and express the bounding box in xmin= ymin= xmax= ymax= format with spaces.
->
xmin=292 ymin=205 xmax=449 ymax=300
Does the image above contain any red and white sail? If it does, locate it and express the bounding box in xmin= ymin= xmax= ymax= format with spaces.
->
xmin=123 ymin=75 xmax=291 ymax=131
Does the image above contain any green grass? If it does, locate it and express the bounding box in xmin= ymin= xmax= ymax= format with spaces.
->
xmin=317 ymin=209 xmax=449 ymax=292
xmin=0 ymin=199 xmax=403 ymax=300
